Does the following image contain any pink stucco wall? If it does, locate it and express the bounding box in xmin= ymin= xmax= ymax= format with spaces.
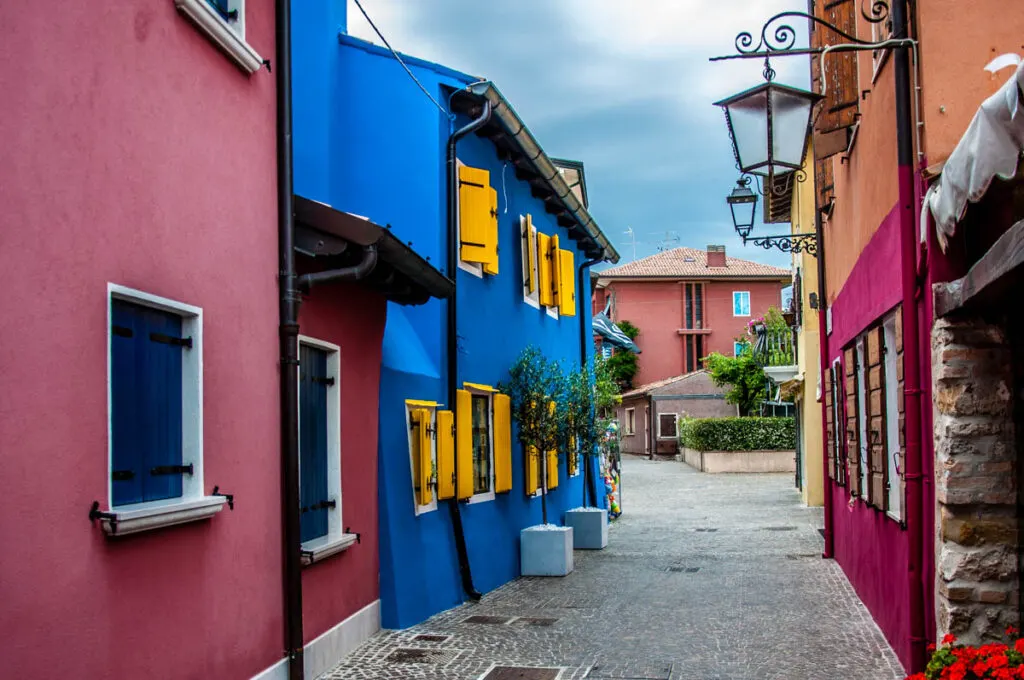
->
xmin=600 ymin=279 xmax=786 ymax=385
xmin=0 ymin=2 xmax=286 ymax=677
xmin=298 ymin=283 xmax=384 ymax=642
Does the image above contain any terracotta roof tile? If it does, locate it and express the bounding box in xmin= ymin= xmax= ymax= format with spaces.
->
xmin=598 ymin=247 xmax=790 ymax=280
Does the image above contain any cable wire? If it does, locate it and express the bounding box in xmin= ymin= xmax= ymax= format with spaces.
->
xmin=351 ymin=0 xmax=452 ymax=119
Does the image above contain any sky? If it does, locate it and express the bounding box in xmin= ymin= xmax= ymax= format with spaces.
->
xmin=347 ymin=0 xmax=813 ymax=270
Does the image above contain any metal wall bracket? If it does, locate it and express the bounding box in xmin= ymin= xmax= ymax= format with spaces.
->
xmin=212 ymin=485 xmax=235 ymax=510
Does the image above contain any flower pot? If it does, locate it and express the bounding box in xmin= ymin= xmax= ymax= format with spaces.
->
xmin=564 ymin=508 xmax=608 ymax=550
xmin=520 ymin=525 xmax=574 ymax=576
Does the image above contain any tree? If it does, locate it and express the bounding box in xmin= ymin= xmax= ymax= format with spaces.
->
xmin=563 ymin=355 xmax=621 ymax=507
xmin=503 ymin=346 xmax=566 ymax=525
xmin=703 ymin=346 xmax=767 ymax=416
xmin=605 ymin=319 xmax=640 ymax=390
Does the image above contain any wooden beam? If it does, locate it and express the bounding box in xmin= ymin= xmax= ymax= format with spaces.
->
xmin=935 ymin=219 xmax=1024 ymax=317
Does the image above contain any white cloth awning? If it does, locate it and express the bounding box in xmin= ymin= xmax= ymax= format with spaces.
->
xmin=924 ymin=60 xmax=1024 ymax=250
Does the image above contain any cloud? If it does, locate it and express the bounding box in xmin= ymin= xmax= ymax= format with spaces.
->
xmin=346 ymin=0 xmax=810 ymax=269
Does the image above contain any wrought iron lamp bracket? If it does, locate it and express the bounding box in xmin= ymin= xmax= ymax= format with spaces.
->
xmin=744 ymin=232 xmax=819 ymax=257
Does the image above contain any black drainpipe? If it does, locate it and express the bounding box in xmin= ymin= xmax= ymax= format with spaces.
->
xmin=275 ymin=0 xmax=303 ymax=676
xmin=446 ymin=99 xmax=492 ymax=601
xmin=578 ymin=255 xmax=602 ymax=507
xmin=298 ymin=246 xmax=378 ymax=289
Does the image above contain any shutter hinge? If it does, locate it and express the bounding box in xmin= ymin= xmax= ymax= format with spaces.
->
xmin=150 ymin=332 xmax=193 ymax=349
xmin=88 ymin=501 xmax=118 ymax=534
xmin=151 ymin=464 xmax=194 ymax=476
xmin=300 ymin=499 xmax=337 ymax=513
xmin=345 ymin=526 xmax=361 ymax=544
xmin=311 ymin=376 xmax=335 ymax=386
xmin=112 ymin=325 xmax=133 ymax=338
xmin=111 ymin=469 xmax=135 ymax=481
xmin=212 ymin=485 xmax=235 ymax=510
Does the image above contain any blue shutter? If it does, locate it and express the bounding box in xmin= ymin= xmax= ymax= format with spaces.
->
xmin=299 ymin=345 xmax=330 ymax=542
xmin=111 ymin=300 xmax=185 ymax=506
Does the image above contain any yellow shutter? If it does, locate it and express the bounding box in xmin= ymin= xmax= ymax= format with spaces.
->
xmin=568 ymin=435 xmax=578 ymax=476
xmin=436 ymin=409 xmax=455 ymax=500
xmin=412 ymin=409 xmax=433 ymax=505
xmin=456 ymin=389 xmax=474 ymax=500
xmin=459 ymin=166 xmax=491 ymax=265
xmin=558 ymin=249 xmax=576 ymax=317
xmin=523 ymin=215 xmax=537 ymax=294
xmin=526 ymin=446 xmax=539 ymax=496
xmin=483 ymin=186 xmax=499 ymax=275
xmin=549 ymin=235 xmax=561 ymax=309
xmin=493 ymin=394 xmax=512 ymax=493
xmin=546 ymin=400 xmax=558 ymax=489
xmin=537 ymin=232 xmax=553 ymax=306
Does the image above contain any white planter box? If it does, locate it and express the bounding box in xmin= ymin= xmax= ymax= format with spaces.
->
xmin=520 ymin=525 xmax=574 ymax=576
xmin=564 ymin=508 xmax=608 ymax=550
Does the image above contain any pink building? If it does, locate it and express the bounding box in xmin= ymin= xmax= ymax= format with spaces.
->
xmin=0 ymin=3 xmax=449 ymax=679
xmin=592 ymin=246 xmax=790 ymax=385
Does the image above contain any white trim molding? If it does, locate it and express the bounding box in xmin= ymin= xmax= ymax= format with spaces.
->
xmin=100 ymin=495 xmax=227 ymax=537
xmin=174 ymin=0 xmax=263 ymax=74
xmin=301 ymin=532 xmax=359 ymax=566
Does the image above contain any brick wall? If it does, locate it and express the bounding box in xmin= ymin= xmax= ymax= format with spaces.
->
xmin=932 ymin=317 xmax=1019 ymax=642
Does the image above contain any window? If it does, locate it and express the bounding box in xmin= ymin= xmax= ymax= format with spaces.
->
xmin=457 ymin=164 xmax=498 ymax=278
xmin=855 ymin=338 xmax=869 ymax=495
xmin=296 ymin=338 xmax=353 ymax=563
xmin=658 ymin=413 xmax=678 ymax=439
xmin=174 ymin=0 xmax=263 ymax=74
xmin=520 ymin=215 xmax=540 ymax=307
xmin=624 ymin=408 xmax=636 ymax=435
xmin=457 ymin=385 xmax=512 ymax=503
xmin=683 ymin=283 xmax=704 ymax=329
xmin=104 ymin=285 xmax=224 ymax=537
xmin=471 ymin=394 xmax=491 ymax=494
xmin=733 ymin=291 xmax=751 ymax=317
xmin=883 ymin=317 xmax=901 ymax=519
xmin=830 ymin=359 xmax=846 ymax=486
xmin=733 ymin=341 xmax=747 ymax=357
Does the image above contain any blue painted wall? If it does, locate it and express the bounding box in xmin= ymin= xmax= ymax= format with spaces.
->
xmin=293 ymin=21 xmax=604 ymax=629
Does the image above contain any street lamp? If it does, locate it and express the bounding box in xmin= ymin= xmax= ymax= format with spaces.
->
xmin=714 ymin=80 xmax=822 ymax=184
xmin=726 ymin=177 xmax=758 ymax=239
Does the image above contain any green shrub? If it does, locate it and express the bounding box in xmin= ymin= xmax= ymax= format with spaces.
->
xmin=678 ymin=417 xmax=795 ymax=452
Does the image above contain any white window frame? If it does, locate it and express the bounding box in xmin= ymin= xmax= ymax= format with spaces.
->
xmin=465 ymin=387 xmax=496 ymax=505
xmin=297 ymin=336 xmax=355 ymax=565
xmin=883 ymin=317 xmax=902 ymax=520
xmin=405 ymin=402 xmax=439 ymax=517
xmin=733 ymin=341 xmax=746 ymax=357
xmin=103 ymin=283 xmax=226 ymax=537
xmin=174 ymin=0 xmax=264 ymax=74
xmin=520 ymin=215 xmax=541 ymax=309
xmin=456 ymin=159 xmax=485 ymax=279
xmin=855 ymin=336 xmax=869 ymax=494
xmin=733 ymin=290 xmax=751 ymax=317
xmin=624 ymin=407 xmax=636 ymax=435
xmin=657 ymin=413 xmax=679 ymax=440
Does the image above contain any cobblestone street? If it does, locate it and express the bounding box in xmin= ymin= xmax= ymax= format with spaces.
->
xmin=321 ymin=456 xmax=903 ymax=680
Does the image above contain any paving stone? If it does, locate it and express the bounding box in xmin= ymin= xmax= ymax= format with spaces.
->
xmin=319 ymin=457 xmax=904 ymax=680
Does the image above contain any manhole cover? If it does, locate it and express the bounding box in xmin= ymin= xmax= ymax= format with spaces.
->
xmin=588 ymin=661 xmax=672 ymax=679
xmin=482 ymin=666 xmax=560 ymax=680
xmin=463 ymin=615 xmax=514 ymax=625
xmin=763 ymin=526 xmax=797 ymax=531
xmin=512 ymin=616 xmax=558 ymax=626
xmin=412 ymin=634 xmax=450 ymax=643
xmin=384 ymin=648 xmax=460 ymax=664
xmin=666 ymin=566 xmax=700 ymax=573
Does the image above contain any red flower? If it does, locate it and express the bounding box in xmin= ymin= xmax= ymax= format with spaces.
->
xmin=1008 ymin=626 xmax=1020 ymax=637
xmin=942 ymin=633 xmax=957 ymax=646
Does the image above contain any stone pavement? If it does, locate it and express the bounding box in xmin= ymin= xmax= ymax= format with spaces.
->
xmin=320 ymin=456 xmax=904 ymax=680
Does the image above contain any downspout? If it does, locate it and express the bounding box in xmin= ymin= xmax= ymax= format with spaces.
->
xmin=579 ymin=255 xmax=603 ymax=508
xmin=815 ymin=210 xmax=834 ymax=560
xmin=275 ymin=0 xmax=303 ymax=676
xmin=446 ymin=99 xmax=492 ymax=601
xmin=298 ymin=246 xmax=378 ymax=289
xmin=892 ymin=0 xmax=927 ymax=670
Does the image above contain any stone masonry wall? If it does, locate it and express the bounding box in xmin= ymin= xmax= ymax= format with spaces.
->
xmin=933 ymin=317 xmax=1019 ymax=643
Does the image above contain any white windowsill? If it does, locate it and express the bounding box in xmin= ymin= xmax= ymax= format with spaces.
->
xmin=100 ymin=495 xmax=227 ymax=537
xmin=301 ymin=532 xmax=359 ymax=566
xmin=174 ymin=0 xmax=263 ymax=74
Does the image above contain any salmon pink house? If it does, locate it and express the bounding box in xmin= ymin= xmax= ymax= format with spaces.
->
xmin=0 ymin=2 xmax=450 ymax=679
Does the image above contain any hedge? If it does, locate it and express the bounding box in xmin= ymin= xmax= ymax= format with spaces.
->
xmin=678 ymin=417 xmax=795 ymax=452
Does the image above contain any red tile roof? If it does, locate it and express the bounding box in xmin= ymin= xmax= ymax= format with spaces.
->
xmin=597 ymin=247 xmax=790 ymax=280
xmin=620 ymin=370 xmax=710 ymax=398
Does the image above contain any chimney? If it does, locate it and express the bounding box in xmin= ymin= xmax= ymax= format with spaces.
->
xmin=706 ymin=245 xmax=727 ymax=268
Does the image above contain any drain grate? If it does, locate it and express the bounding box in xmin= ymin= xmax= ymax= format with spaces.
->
xmin=762 ymin=526 xmax=797 ymax=531
xmin=588 ymin=661 xmax=672 ymax=679
xmin=463 ymin=614 xmax=514 ymax=625
xmin=512 ymin=616 xmax=558 ymax=627
xmin=694 ymin=527 xmax=718 ymax=532
xmin=412 ymin=634 xmax=451 ymax=643
xmin=482 ymin=667 xmax=560 ymax=680
xmin=666 ymin=565 xmax=700 ymax=573
xmin=384 ymin=647 xmax=460 ymax=664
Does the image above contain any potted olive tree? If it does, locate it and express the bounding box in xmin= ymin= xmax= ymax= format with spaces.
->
xmin=562 ymin=361 xmax=609 ymax=549
xmin=505 ymin=346 xmax=573 ymax=576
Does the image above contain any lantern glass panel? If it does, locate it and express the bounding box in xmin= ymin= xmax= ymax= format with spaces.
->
xmin=726 ymin=89 xmax=769 ymax=174
xmin=729 ymin=196 xmax=756 ymax=233
xmin=770 ymin=87 xmax=815 ymax=168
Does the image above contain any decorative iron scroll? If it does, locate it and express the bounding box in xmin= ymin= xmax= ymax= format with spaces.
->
xmin=746 ymin=233 xmax=818 ymax=257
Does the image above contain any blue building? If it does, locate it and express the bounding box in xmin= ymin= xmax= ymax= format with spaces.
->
xmin=292 ymin=4 xmax=619 ymax=629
